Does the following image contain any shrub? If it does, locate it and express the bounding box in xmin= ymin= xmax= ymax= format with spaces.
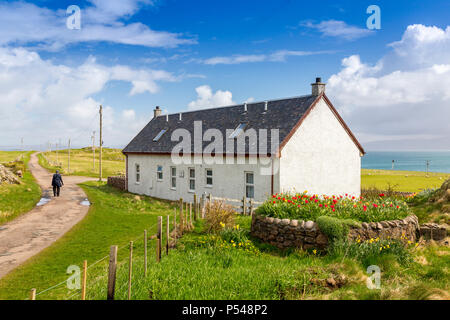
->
xmin=316 ymin=216 xmax=361 ymax=242
xmin=255 ymin=192 xmax=409 ymax=222
xmin=204 ymin=200 xmax=235 ymax=233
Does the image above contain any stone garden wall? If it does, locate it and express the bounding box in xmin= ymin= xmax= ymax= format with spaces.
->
xmin=250 ymin=214 xmax=420 ymax=250
xmin=107 ymin=176 xmax=126 ymax=191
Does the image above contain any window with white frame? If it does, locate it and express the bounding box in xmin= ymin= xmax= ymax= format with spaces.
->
xmin=135 ymin=164 xmax=140 ymax=183
xmin=245 ymin=172 xmax=254 ymax=198
xmin=189 ymin=168 xmax=195 ymax=191
xmin=157 ymin=165 xmax=163 ymax=181
xmin=170 ymin=167 xmax=176 ymax=189
xmin=205 ymin=169 xmax=213 ymax=187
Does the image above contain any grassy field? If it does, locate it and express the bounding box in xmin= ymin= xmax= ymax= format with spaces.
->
xmin=0 ymin=182 xmax=176 ymax=300
xmin=0 ymin=151 xmax=41 ymax=225
xmin=38 ymin=148 xmax=125 ymax=178
xmin=0 ymin=181 xmax=447 ymax=300
xmin=361 ymin=169 xmax=450 ymax=193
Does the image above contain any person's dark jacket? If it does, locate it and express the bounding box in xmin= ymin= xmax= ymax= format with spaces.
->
xmin=51 ymin=173 xmax=64 ymax=187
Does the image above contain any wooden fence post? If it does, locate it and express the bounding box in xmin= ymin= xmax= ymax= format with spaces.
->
xmin=30 ymin=288 xmax=36 ymax=300
xmin=107 ymin=245 xmax=118 ymax=300
xmin=193 ymin=194 xmax=197 ymax=220
xmin=249 ymin=199 xmax=254 ymax=217
xmin=242 ymin=196 xmax=247 ymax=215
xmin=189 ymin=203 xmax=193 ymax=228
xmin=166 ymin=215 xmax=170 ymax=255
xmin=179 ymin=199 xmax=184 ymax=234
xmin=173 ymin=208 xmax=177 ymax=244
xmin=128 ymin=241 xmax=133 ymax=300
xmin=81 ymin=260 xmax=87 ymax=300
xmin=157 ymin=216 xmax=162 ymax=262
xmin=208 ymin=193 xmax=212 ymax=213
xmin=144 ymin=230 xmax=148 ymax=277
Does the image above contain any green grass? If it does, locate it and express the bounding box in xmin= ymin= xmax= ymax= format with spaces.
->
xmin=0 ymin=171 xmax=448 ymax=300
xmin=0 ymin=182 xmax=176 ymax=300
xmin=38 ymin=148 xmax=125 ymax=178
xmin=0 ymin=151 xmax=41 ymax=225
xmin=86 ymin=216 xmax=449 ymax=300
xmin=361 ymin=169 xmax=450 ymax=193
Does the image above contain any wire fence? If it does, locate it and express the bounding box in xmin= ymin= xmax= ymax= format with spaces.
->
xmin=25 ymin=198 xmax=202 ymax=300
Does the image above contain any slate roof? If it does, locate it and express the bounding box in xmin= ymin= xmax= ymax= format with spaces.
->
xmin=122 ymin=94 xmax=364 ymax=155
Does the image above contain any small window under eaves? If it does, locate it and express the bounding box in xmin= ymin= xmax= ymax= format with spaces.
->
xmin=153 ymin=129 xmax=167 ymax=142
xmin=229 ymin=123 xmax=247 ymax=139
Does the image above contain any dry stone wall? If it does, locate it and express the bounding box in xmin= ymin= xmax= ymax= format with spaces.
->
xmin=251 ymin=214 xmax=420 ymax=250
xmin=107 ymin=176 xmax=126 ymax=191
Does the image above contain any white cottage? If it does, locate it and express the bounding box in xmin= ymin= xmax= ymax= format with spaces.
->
xmin=122 ymin=78 xmax=365 ymax=203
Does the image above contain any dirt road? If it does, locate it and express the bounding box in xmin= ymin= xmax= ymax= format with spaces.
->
xmin=0 ymin=153 xmax=95 ymax=279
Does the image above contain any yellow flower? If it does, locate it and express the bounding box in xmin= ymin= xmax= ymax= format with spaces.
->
xmin=379 ymin=247 xmax=382 ymax=251
xmin=220 ymin=222 xmax=225 ymax=228
xmin=312 ymin=249 xmax=317 ymax=255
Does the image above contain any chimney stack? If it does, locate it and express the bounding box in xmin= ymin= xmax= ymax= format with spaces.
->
xmin=311 ymin=77 xmax=326 ymax=96
xmin=153 ymin=106 xmax=162 ymax=118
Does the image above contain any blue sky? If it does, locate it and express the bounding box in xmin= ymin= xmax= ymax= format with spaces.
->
xmin=1 ymin=0 xmax=450 ymax=150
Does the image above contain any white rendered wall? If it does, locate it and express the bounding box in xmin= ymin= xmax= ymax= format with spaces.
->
xmin=279 ymin=97 xmax=361 ymax=197
xmin=127 ymin=154 xmax=277 ymax=203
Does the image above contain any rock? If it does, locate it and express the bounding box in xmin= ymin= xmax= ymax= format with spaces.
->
xmin=134 ymin=195 xmax=141 ymax=201
xmin=304 ymin=221 xmax=315 ymax=230
xmin=281 ymin=219 xmax=290 ymax=226
xmin=0 ymin=164 xmax=21 ymax=185
xmin=316 ymin=233 xmax=328 ymax=246
xmin=290 ymin=219 xmax=299 ymax=227
xmin=326 ymin=278 xmax=337 ymax=288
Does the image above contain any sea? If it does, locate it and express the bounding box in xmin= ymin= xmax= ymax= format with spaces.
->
xmin=362 ymin=151 xmax=450 ymax=173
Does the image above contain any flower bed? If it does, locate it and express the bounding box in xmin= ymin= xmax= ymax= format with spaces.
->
xmin=255 ymin=192 xmax=410 ymax=223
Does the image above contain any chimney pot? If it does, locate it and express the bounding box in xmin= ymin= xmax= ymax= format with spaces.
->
xmin=153 ymin=106 xmax=162 ymax=118
xmin=311 ymin=77 xmax=326 ymax=96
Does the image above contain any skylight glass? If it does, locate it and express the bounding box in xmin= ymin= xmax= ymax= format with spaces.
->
xmin=153 ymin=129 xmax=167 ymax=141
xmin=229 ymin=123 xmax=246 ymax=139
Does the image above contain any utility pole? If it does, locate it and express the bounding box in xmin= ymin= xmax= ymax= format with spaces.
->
xmin=92 ymin=131 xmax=96 ymax=171
xmin=99 ymin=105 xmax=103 ymax=182
xmin=426 ymin=160 xmax=430 ymax=176
xmin=68 ymin=138 xmax=71 ymax=174
xmin=392 ymin=160 xmax=395 ymax=170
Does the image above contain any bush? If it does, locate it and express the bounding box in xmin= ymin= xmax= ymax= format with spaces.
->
xmin=255 ymin=192 xmax=410 ymax=222
xmin=204 ymin=200 xmax=235 ymax=233
xmin=316 ymin=216 xmax=360 ymax=242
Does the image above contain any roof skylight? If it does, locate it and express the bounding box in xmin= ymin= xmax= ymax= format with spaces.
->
xmin=153 ymin=129 xmax=167 ymax=141
xmin=229 ymin=123 xmax=246 ymax=139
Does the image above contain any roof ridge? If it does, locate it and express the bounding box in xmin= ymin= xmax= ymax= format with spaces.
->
xmin=160 ymin=94 xmax=314 ymax=117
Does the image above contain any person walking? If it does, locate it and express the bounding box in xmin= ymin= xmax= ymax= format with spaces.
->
xmin=51 ymin=170 xmax=64 ymax=197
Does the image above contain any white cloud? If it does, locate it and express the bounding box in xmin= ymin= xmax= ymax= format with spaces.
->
xmin=302 ymin=20 xmax=373 ymax=41
xmin=0 ymin=1 xmax=195 ymax=50
xmin=0 ymin=47 xmax=175 ymax=147
xmin=327 ymin=24 xmax=450 ymax=150
xmin=188 ymin=85 xmax=235 ymax=110
xmin=200 ymin=50 xmax=331 ymax=65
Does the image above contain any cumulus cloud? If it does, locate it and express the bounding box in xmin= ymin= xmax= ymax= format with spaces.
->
xmin=302 ymin=20 xmax=373 ymax=41
xmin=0 ymin=47 xmax=175 ymax=147
xmin=188 ymin=85 xmax=235 ymax=110
xmin=327 ymin=24 xmax=450 ymax=150
xmin=0 ymin=1 xmax=195 ymax=50
xmin=200 ymin=50 xmax=331 ymax=65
